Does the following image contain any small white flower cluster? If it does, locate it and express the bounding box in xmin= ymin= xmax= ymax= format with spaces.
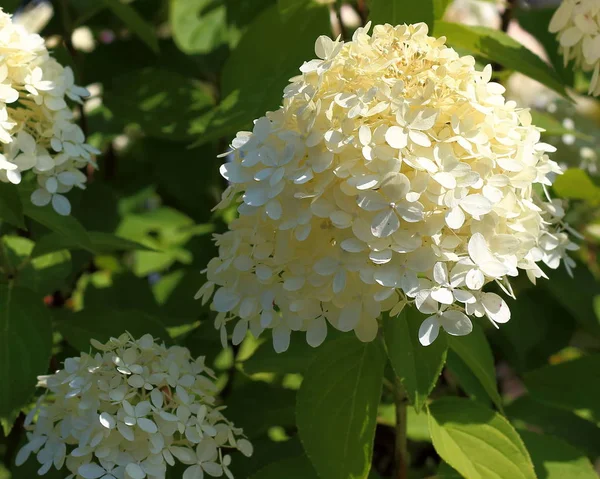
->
xmin=197 ymin=23 xmax=576 ymax=351
xmin=549 ymin=0 xmax=600 ymax=96
xmin=0 ymin=9 xmax=99 ymax=215
xmin=17 ymin=334 xmax=252 ymax=479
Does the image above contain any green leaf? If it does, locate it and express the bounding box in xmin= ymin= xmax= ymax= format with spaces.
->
xmin=433 ymin=0 xmax=452 ymax=19
xmin=55 ymin=309 xmax=170 ymax=352
xmin=540 ymin=261 xmax=600 ymax=336
xmin=104 ymin=68 xmax=214 ymax=141
xmin=225 ymin=382 xmax=296 ymax=439
xmin=437 ymin=462 xmax=464 ymax=478
xmin=433 ymin=22 xmax=568 ymax=97
xmin=378 ymin=403 xmax=431 ymax=442
xmin=83 ymin=273 xmax=160 ymax=316
xmin=446 ymin=350 xmax=490 ymax=406
xmin=524 ymin=354 xmax=600 ymax=421
xmin=553 ymin=169 xmax=600 ymax=202
xmin=428 ymin=397 xmax=536 ymax=479
xmin=297 ymin=336 xmax=386 ymax=479
xmin=507 ymin=395 xmax=600 ymax=459
xmin=194 ymin=3 xmax=329 ymax=145
xmin=530 ymin=110 xmax=592 ymax=140
xmin=102 ymin=0 xmax=159 ymax=53
xmin=277 ymin=0 xmax=321 ymax=22
xmin=519 ymin=430 xmax=598 ymax=479
xmin=132 ymin=249 xmax=187 ymax=277
xmin=27 ymin=251 xmax=72 ymax=294
xmin=383 ymin=308 xmax=447 ymax=412
xmin=515 ymin=7 xmax=574 ymax=87
xmin=2 ymin=236 xmax=72 ymax=295
xmin=242 ymin=331 xmax=341 ymax=375
xmin=170 ymin=0 xmax=228 ymax=54
xmin=86 ymin=232 xmax=153 ymax=254
xmin=447 ymin=325 xmax=502 ymax=411
xmin=226 ymin=437 xmax=304 ymax=478
xmin=0 ymin=285 xmax=52 ymax=417
xmin=31 ymin=231 xmax=150 ymax=258
xmin=0 ymin=183 xmax=25 ymax=228
xmin=182 ymin=321 xmax=225 ymax=369
xmin=132 ymin=140 xmax=221 ymax=222
xmin=1 ymin=0 xmax=21 ymax=14
xmin=369 ymin=0 xmax=435 ymax=31
xmin=154 ymin=269 xmax=210 ymax=325
xmin=491 ymin=289 xmax=575 ymax=373
xmin=23 ymin=203 xmax=93 ymax=253
xmin=250 ymin=455 xmax=318 ymax=479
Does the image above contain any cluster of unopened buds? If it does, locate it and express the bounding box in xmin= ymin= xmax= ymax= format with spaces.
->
xmin=0 ymin=8 xmax=98 ymax=215
xmin=549 ymin=0 xmax=600 ymax=96
xmin=17 ymin=334 xmax=252 ymax=479
xmin=197 ymin=22 xmax=577 ymax=351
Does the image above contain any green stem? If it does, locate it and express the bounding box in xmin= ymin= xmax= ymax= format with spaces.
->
xmin=393 ymin=376 xmax=409 ymax=479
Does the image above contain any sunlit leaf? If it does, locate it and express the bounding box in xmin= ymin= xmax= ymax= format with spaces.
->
xmin=297 ymin=336 xmax=385 ymax=479
xmin=434 ymin=22 xmax=568 ymax=97
xmin=428 ymin=397 xmax=536 ymax=479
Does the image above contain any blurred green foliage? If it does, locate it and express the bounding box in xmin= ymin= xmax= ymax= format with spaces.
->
xmin=1 ymin=0 xmax=600 ymax=478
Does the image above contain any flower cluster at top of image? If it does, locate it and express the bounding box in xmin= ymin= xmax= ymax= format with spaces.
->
xmin=0 ymin=8 xmax=98 ymax=215
xmin=197 ymin=22 xmax=577 ymax=352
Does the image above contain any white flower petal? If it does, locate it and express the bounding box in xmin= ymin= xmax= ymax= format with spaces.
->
xmin=237 ymin=438 xmax=254 ymax=457
xmin=418 ymin=316 xmax=440 ymax=346
xmin=137 ymin=418 xmax=158 ymax=434
xmin=183 ymin=464 xmax=204 ymax=479
xmin=460 ymin=194 xmax=492 ymax=218
xmin=430 ymin=287 xmax=454 ymax=305
xmin=481 ymin=293 xmax=511 ymax=324
xmin=51 ymin=194 xmax=71 ymax=216
xmin=99 ymin=412 xmax=116 ymax=429
xmin=339 ymin=302 xmax=361 ymax=331
xmin=371 ymin=209 xmax=399 ymax=238
xmin=31 ymin=188 xmax=51 ymax=207
xmin=385 ymin=126 xmax=408 ymax=149
xmin=439 ymin=310 xmax=472 ymax=337
xmin=125 ymin=463 xmax=146 ymax=479
xmin=78 ymin=464 xmax=107 ymax=479
xmin=272 ymin=325 xmax=291 ymax=353
xmin=213 ymin=288 xmax=240 ymax=312
xmin=306 ymin=316 xmax=327 ymax=348
xmin=354 ymin=315 xmax=378 ymax=342
xmin=465 ymin=269 xmax=485 ymax=290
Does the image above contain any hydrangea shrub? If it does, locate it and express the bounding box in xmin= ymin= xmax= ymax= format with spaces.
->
xmin=0 ymin=2 xmax=598 ymax=479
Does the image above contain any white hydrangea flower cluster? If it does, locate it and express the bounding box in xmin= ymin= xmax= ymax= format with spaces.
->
xmin=197 ymin=23 xmax=576 ymax=351
xmin=0 ymin=9 xmax=99 ymax=215
xmin=16 ymin=333 xmax=252 ymax=479
xmin=549 ymin=0 xmax=600 ymax=96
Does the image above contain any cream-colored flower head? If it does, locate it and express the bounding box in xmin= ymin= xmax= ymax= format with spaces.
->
xmin=0 ymin=9 xmax=99 ymax=215
xmin=17 ymin=333 xmax=252 ymax=479
xmin=197 ymin=23 xmax=576 ymax=351
xmin=549 ymin=0 xmax=600 ymax=96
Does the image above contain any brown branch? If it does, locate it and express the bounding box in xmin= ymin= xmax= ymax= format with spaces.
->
xmin=492 ymin=0 xmax=518 ymax=76
xmin=357 ymin=0 xmax=368 ymax=26
xmin=329 ymin=3 xmax=346 ymax=41
xmin=500 ymin=0 xmax=517 ymax=34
